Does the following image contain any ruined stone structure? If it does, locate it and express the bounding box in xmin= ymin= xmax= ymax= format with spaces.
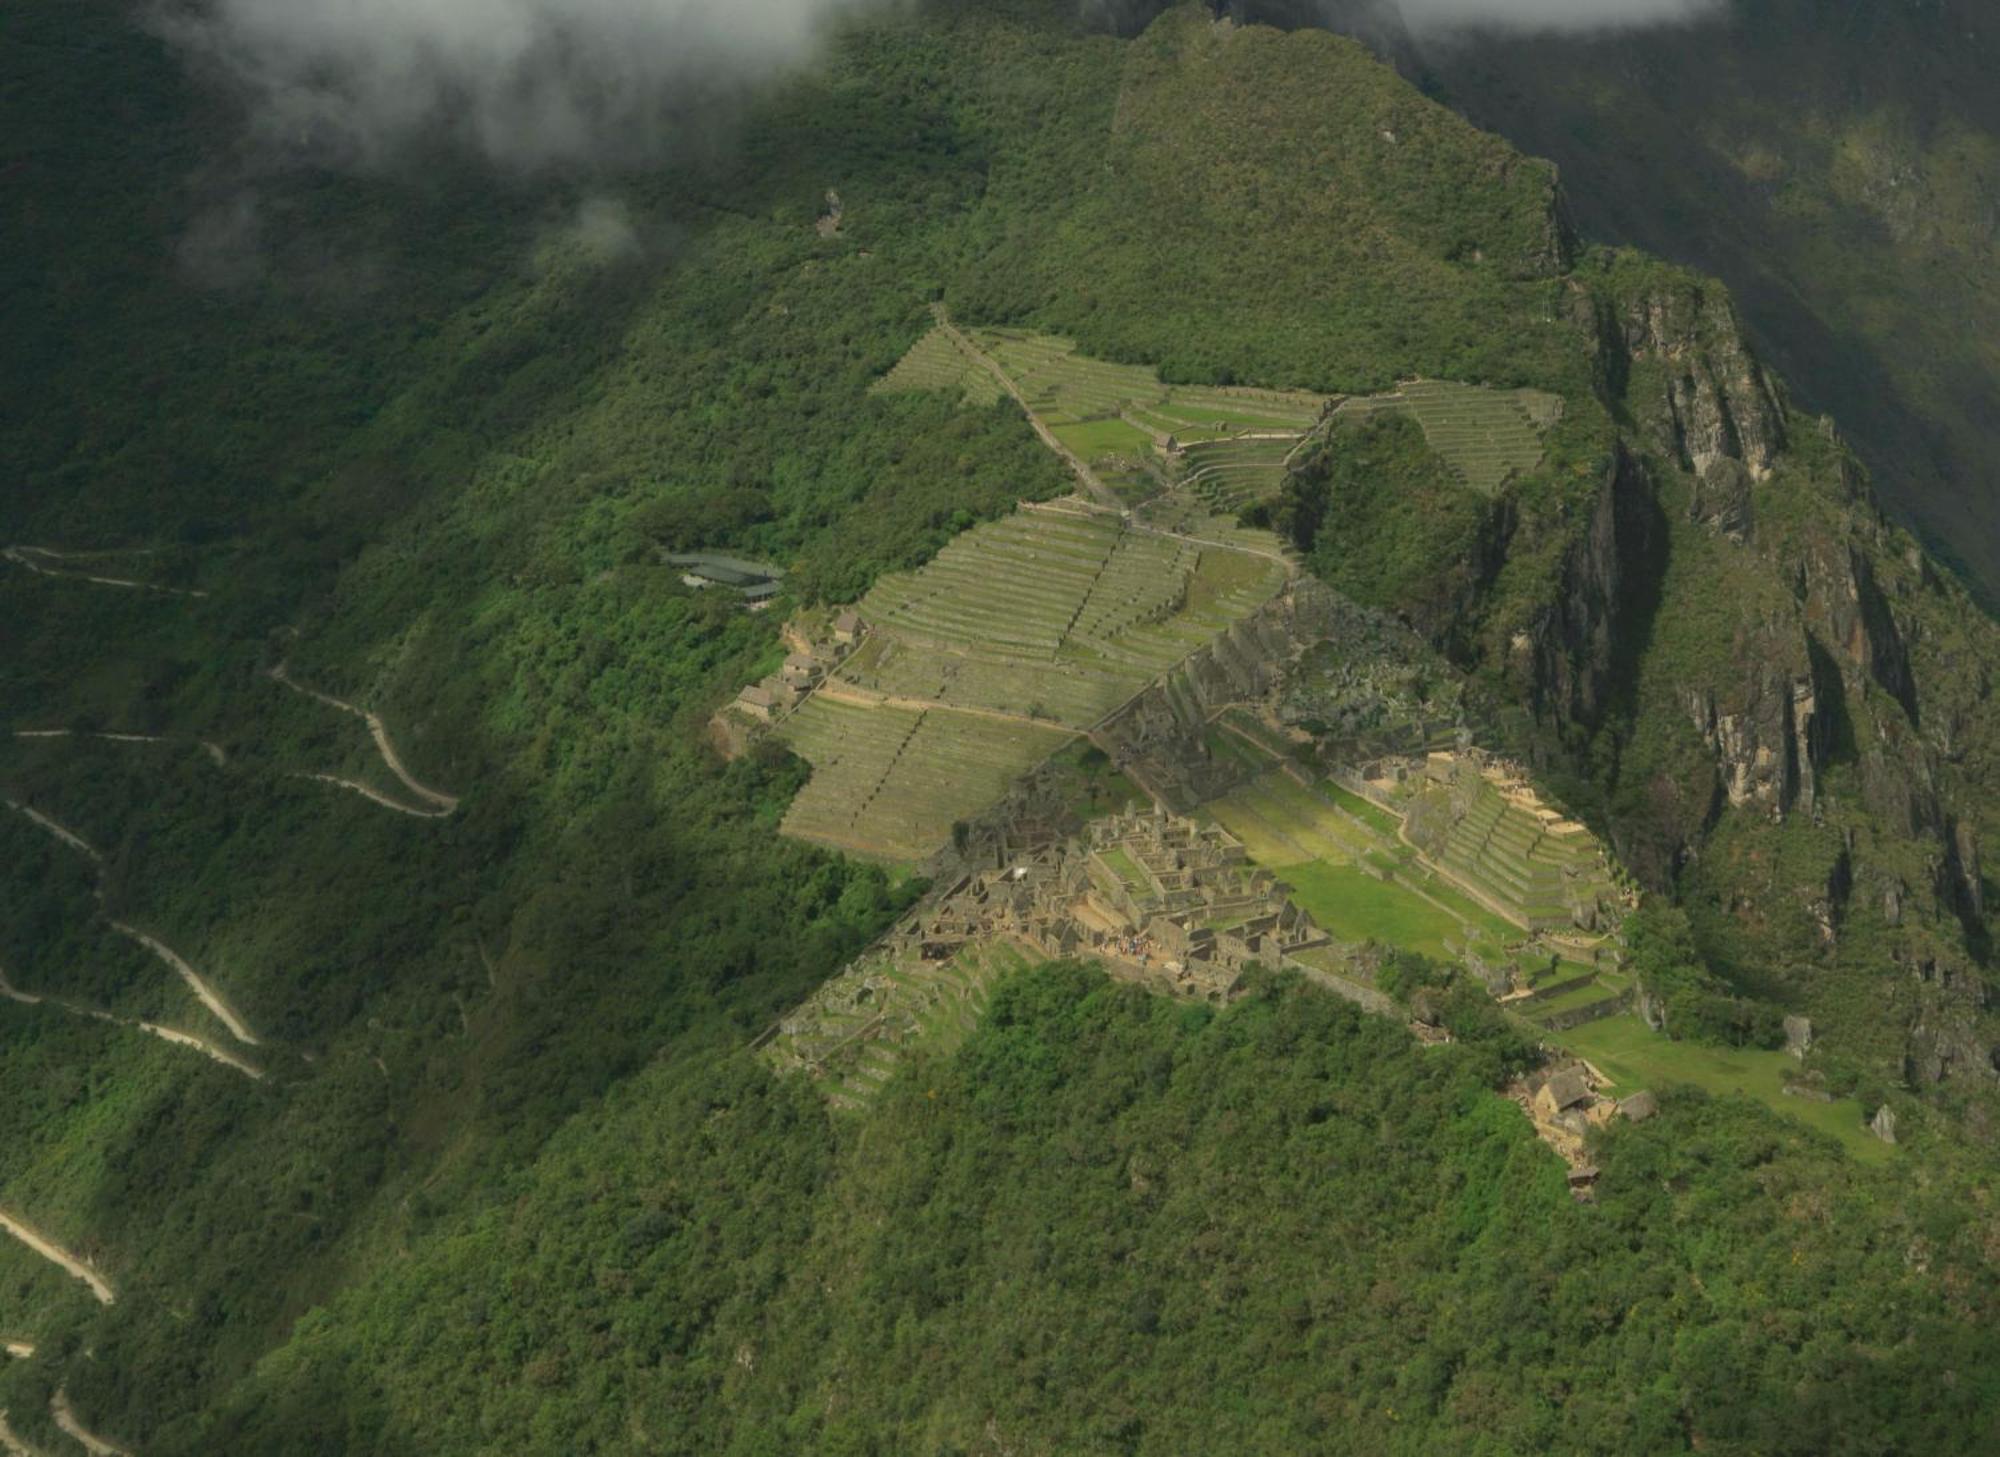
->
xmin=1097 ymin=577 xmax=1345 ymax=811
xmin=711 ymin=613 xmax=867 ymax=756
xmin=876 ymin=808 xmax=1332 ymax=1002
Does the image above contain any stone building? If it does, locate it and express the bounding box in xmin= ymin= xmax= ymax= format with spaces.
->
xmin=868 ymin=808 xmax=1332 ymax=1003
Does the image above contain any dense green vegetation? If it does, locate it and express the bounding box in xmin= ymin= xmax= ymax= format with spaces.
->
xmin=181 ymin=967 xmax=2000 ymax=1455
xmin=3 ymin=1 xmax=1998 ymax=1450
xmin=1278 ymin=413 xmax=1501 ymax=648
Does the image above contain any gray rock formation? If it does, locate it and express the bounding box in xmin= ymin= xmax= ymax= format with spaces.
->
xmin=1870 ymin=1103 xmax=1899 ymax=1145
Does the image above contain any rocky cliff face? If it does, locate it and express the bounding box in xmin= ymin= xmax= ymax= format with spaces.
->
xmin=1509 ymin=262 xmax=2000 ymax=1091
xmin=1617 ymin=279 xmax=1786 ymax=490
xmin=1510 ymin=443 xmax=1662 ymax=738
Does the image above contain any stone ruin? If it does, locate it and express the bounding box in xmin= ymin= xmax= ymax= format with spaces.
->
xmin=1096 ymin=577 xmax=1344 ymax=811
xmin=879 ymin=806 xmax=1334 ymax=1003
xmin=710 ymin=611 xmax=866 ymax=757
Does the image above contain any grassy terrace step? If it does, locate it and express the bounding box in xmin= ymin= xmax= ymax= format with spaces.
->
xmin=767 ymin=939 xmax=1040 ymax=1108
xmin=1330 ymin=380 xmax=1560 ymax=494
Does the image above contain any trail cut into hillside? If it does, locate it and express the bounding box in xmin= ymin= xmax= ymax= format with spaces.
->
xmin=4 ymin=799 xmax=261 ymax=1049
xmin=0 ymin=799 xmax=99 ymax=861
xmin=105 ymin=923 xmax=258 ymax=1048
xmin=3 ymin=546 xmax=206 ymax=599
xmin=0 ymin=1411 xmax=46 ymax=1457
xmin=0 ymin=967 xmax=263 ymax=1081
xmin=267 ymin=665 xmax=460 ymax=814
xmin=12 ymin=730 xmax=226 ymax=769
xmin=291 ymin=772 xmax=451 ymax=819
xmin=0 ymin=1212 xmax=114 ymax=1306
xmin=50 ymin=1393 xmax=133 ymax=1457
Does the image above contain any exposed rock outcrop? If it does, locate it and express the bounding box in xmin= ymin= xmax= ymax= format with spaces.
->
xmin=1680 ymin=631 xmax=1830 ymax=820
xmin=1616 ymin=276 xmax=1786 ymax=490
xmin=1515 ymin=444 xmax=1663 ymax=736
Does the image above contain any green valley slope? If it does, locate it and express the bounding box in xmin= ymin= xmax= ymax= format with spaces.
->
xmin=0 ymin=3 xmax=1997 ymax=1453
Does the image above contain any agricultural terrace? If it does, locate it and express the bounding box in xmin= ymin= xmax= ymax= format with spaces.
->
xmin=1203 ymin=767 xmax=1514 ymax=964
xmin=762 ymin=939 xmax=1033 ymax=1110
xmin=1332 ymin=379 xmax=1562 ymax=494
xmin=868 ymin=325 xmax=1003 ymax=409
xmin=1399 ymin=757 xmax=1623 ymax=935
xmin=1178 ymin=434 xmax=1305 ymax=514
xmin=876 ymin=327 xmax=1565 ymax=512
xmin=876 ymin=324 xmax=1329 ymax=506
xmin=774 ymin=505 xmax=1287 ymax=862
xmin=777 ymin=697 xmax=1073 ymax=864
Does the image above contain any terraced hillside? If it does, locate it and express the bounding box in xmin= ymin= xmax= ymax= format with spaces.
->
xmin=876 ymin=324 xmax=1328 ymax=507
xmin=876 ymin=327 xmax=1562 ymax=510
xmin=762 ymin=939 xmax=1033 ymax=1109
xmin=777 ymin=698 xmax=1074 ymax=863
xmin=867 ymin=325 xmax=1003 ymax=408
xmin=1332 ymin=379 xmax=1561 ymax=494
xmin=1178 ymin=434 xmax=1306 ymax=514
xmin=775 ymin=504 xmax=1288 ymax=861
xmin=1402 ymin=759 xmax=1624 ymax=935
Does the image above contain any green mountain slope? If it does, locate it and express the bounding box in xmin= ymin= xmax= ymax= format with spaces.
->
xmin=1398 ymin=0 xmax=2000 ymax=607
xmin=1 ymin=3 xmax=1997 ymax=1452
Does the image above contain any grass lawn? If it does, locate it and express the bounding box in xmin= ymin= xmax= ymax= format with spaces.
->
xmin=1525 ymin=979 xmax=1623 ymax=1018
xmin=1558 ymin=1014 xmax=1891 ymax=1164
xmin=1322 ymin=781 xmax=1400 ymax=836
xmin=1051 ymin=417 xmax=1157 ymax=460
xmin=1278 ymin=861 xmax=1465 ymax=960
xmin=1204 ymin=725 xmax=1272 ymax=774
xmin=1396 ymin=869 xmax=1518 ymax=943
xmin=1044 ymin=740 xmax=1146 ymax=823
xmin=1099 ymin=845 xmax=1149 ymax=891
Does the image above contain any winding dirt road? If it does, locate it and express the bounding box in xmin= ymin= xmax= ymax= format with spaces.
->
xmin=50 ymin=1393 xmax=133 ymax=1457
xmin=0 ymin=799 xmax=99 ymax=862
xmin=291 ymin=773 xmax=452 ymax=819
xmin=267 ymin=665 xmax=459 ymax=814
xmin=0 ymin=1410 xmax=46 ymax=1457
xmin=0 ymin=1212 xmax=114 ymax=1306
xmin=105 ymin=923 xmax=258 ymax=1049
xmin=3 ymin=546 xmax=205 ymax=600
xmin=4 ymin=800 xmax=261 ymax=1051
xmin=11 ymin=731 xmax=225 ymax=769
xmin=0 ymin=968 xmax=262 ymax=1081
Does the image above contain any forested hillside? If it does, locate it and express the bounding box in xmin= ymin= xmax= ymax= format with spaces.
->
xmin=3 ymin=3 xmax=1998 ymax=1452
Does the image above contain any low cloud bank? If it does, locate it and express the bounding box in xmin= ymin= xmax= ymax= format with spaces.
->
xmin=151 ymin=0 xmax=887 ymax=170
xmin=1396 ymin=0 xmax=1721 ymax=33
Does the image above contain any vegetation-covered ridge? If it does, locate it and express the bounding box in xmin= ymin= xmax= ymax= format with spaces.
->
xmin=0 ymin=1 xmax=1996 ymax=1451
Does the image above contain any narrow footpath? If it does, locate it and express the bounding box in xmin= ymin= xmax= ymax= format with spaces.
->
xmin=930 ymin=306 xmax=1128 ymax=512
xmin=50 ymin=1393 xmax=134 ymax=1457
xmin=267 ymin=665 xmax=459 ymax=814
xmin=0 ymin=1212 xmax=114 ymax=1306
xmin=0 ymin=968 xmax=262 ymax=1081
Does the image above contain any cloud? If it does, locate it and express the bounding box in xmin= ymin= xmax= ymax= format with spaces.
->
xmin=1391 ymin=0 xmax=1723 ymax=34
xmin=566 ymin=196 xmax=644 ymax=264
xmin=149 ymin=0 xmax=888 ymax=171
